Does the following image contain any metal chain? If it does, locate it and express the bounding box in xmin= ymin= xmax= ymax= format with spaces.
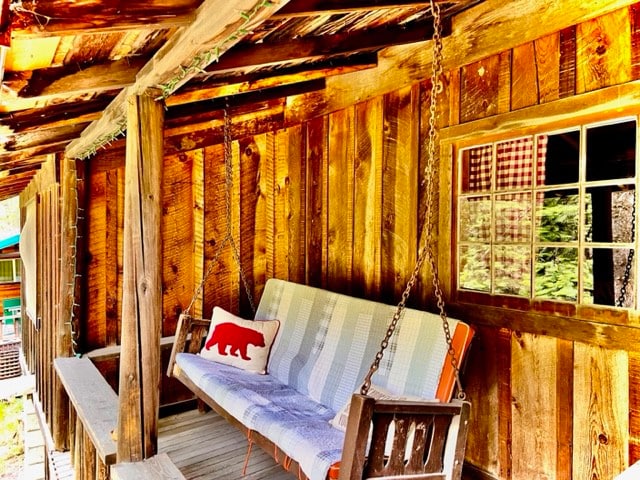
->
xmin=361 ymin=0 xmax=465 ymax=400
xmin=184 ymin=103 xmax=256 ymax=316
xmin=617 ymin=195 xmax=636 ymax=307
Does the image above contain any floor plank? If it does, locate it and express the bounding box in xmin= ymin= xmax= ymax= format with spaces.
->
xmin=158 ymin=410 xmax=297 ymax=480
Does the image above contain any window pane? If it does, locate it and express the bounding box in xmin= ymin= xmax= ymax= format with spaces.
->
xmin=536 ymin=189 xmax=579 ymax=242
xmin=583 ymin=247 xmax=635 ymax=307
xmin=496 ymin=137 xmax=533 ymax=190
xmin=535 ymin=247 xmax=578 ymax=301
xmin=459 ymin=245 xmax=491 ymax=292
xmin=0 ymin=260 xmax=13 ymax=282
xmin=495 ymin=193 xmax=531 ymax=242
xmin=461 ymin=145 xmax=492 ymax=193
xmin=538 ymin=130 xmax=580 ymax=186
xmin=459 ymin=196 xmax=491 ymax=242
xmin=586 ymin=120 xmax=636 ymax=181
xmin=495 ymin=245 xmax=531 ymax=296
xmin=13 ymin=260 xmax=20 ymax=282
xmin=585 ymin=185 xmax=635 ymax=243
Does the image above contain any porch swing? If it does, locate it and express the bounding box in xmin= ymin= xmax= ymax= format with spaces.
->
xmin=167 ymin=2 xmax=473 ymax=479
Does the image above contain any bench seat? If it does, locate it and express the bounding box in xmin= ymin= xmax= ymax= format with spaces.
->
xmin=169 ymin=279 xmax=474 ymax=480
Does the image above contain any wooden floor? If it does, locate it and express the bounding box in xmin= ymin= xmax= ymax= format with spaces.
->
xmin=158 ymin=409 xmax=298 ymax=480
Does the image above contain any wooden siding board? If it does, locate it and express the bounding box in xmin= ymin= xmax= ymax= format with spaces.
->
xmin=573 ymin=344 xmax=629 ymax=479
xmin=511 ymin=333 xmax=557 ymax=479
xmin=576 ymin=8 xmax=632 ymax=94
xmin=535 ymin=33 xmax=561 ymax=103
xmin=511 ymin=43 xmax=538 ymax=111
xmin=105 ymin=169 xmax=119 ymax=347
xmin=161 ymin=152 xmax=195 ymax=337
xmin=381 ymin=85 xmax=419 ymax=301
xmin=304 ymin=117 xmax=327 ymax=288
xmin=460 ymin=55 xmax=500 ymax=123
xmin=464 ymin=325 xmax=501 ymax=477
xmin=559 ymin=26 xmax=577 ymax=99
xmin=631 ymin=3 xmax=640 ymax=79
xmin=327 ymin=107 xmax=355 ymax=294
xmin=556 ymin=339 xmax=574 ymax=480
xmin=630 ymin=352 xmax=640 ymax=464
xmin=353 ymin=98 xmax=383 ymax=299
xmin=192 ymin=149 xmax=205 ymax=318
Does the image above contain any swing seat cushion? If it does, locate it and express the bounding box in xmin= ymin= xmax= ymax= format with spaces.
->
xmin=199 ymin=307 xmax=279 ymax=374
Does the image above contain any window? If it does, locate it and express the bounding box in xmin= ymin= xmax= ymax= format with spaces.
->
xmin=457 ymin=118 xmax=637 ymax=308
xmin=0 ymin=258 xmax=20 ymax=283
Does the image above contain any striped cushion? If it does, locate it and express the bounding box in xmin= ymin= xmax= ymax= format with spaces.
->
xmin=256 ymin=279 xmax=470 ymax=413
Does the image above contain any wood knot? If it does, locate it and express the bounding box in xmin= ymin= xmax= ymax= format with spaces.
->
xmin=596 ymin=44 xmax=606 ymax=56
xmin=598 ymin=433 xmax=608 ymax=444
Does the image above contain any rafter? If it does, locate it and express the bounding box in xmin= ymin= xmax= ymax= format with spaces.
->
xmin=65 ymin=0 xmax=292 ymax=160
xmin=271 ymin=0 xmax=465 ymax=18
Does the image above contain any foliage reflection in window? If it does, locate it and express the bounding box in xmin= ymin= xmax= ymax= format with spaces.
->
xmin=457 ymin=118 xmax=637 ymax=308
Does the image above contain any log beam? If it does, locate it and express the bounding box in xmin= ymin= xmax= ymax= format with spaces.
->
xmin=65 ymin=0 xmax=291 ymax=160
xmin=117 ymin=89 xmax=164 ymax=462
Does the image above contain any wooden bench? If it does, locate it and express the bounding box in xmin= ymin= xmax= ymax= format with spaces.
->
xmin=111 ymin=453 xmax=185 ymax=480
xmin=54 ymin=357 xmax=119 ymax=479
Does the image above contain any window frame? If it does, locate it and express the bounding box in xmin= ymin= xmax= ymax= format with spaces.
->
xmin=452 ymin=115 xmax=639 ymax=311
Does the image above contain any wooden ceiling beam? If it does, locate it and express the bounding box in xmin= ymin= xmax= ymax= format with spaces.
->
xmin=66 ymin=0 xmax=292 ymax=160
xmin=2 ymin=57 xmax=147 ymax=103
xmin=271 ymin=0 xmax=461 ymax=18
xmin=204 ymin=22 xmax=436 ymax=74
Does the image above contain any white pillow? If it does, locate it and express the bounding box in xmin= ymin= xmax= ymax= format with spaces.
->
xmin=329 ymin=384 xmax=425 ymax=431
xmin=199 ymin=306 xmax=280 ymax=374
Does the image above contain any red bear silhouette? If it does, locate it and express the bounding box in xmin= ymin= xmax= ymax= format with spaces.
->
xmin=204 ymin=322 xmax=265 ymax=361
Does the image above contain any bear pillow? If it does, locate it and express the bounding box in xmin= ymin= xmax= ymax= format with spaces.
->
xmin=199 ymin=306 xmax=279 ymax=374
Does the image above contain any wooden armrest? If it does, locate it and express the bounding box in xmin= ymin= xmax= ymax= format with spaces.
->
xmin=111 ymin=453 xmax=186 ymax=479
xmin=53 ymin=357 xmax=119 ymax=465
xmin=339 ymin=395 xmax=470 ymax=480
xmin=166 ymin=313 xmax=211 ymax=378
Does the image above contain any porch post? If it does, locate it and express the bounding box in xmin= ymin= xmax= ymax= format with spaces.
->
xmin=54 ymin=155 xmax=85 ymax=450
xmin=117 ymin=89 xmax=164 ymax=462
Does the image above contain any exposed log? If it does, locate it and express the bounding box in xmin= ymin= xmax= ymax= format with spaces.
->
xmin=272 ymin=0 xmax=473 ymax=18
xmin=117 ymin=90 xmax=164 ymax=462
xmin=204 ymin=23 xmax=436 ymax=74
xmin=10 ymin=1 xmax=197 ymax=37
xmin=65 ymin=0 xmax=292 ymax=160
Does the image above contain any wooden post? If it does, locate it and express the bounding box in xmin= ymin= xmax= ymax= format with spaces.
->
xmin=54 ymin=155 xmax=84 ymax=450
xmin=117 ymin=89 xmax=164 ymax=462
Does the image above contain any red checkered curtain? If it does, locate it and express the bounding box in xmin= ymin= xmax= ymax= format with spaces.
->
xmin=467 ymin=144 xmax=492 ymax=192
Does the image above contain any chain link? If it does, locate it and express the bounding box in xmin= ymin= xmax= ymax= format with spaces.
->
xmin=184 ymin=103 xmax=256 ymax=316
xmin=617 ymin=194 xmax=636 ymax=308
xmin=361 ymin=0 xmax=465 ymax=400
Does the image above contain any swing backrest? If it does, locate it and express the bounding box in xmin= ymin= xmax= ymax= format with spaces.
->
xmin=255 ymin=279 xmax=474 ymax=414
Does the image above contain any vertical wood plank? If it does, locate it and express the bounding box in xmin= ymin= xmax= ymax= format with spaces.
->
xmin=629 ymin=352 xmax=640 ymax=464
xmin=287 ymin=125 xmax=306 ymax=285
xmin=241 ymin=134 xmax=266 ymax=313
xmin=573 ymin=343 xmax=629 ymax=479
xmin=85 ymin=170 xmax=107 ymax=350
xmin=497 ymin=328 xmax=513 ymax=480
xmin=203 ymin=143 xmax=234 ymax=316
xmin=556 ymin=339 xmax=574 ymax=480
xmin=497 ymin=50 xmax=512 ymax=115
xmin=631 ymin=3 xmax=640 ymax=80
xmin=460 ymin=55 xmax=500 ymax=123
xmin=464 ymin=326 xmax=501 ymax=478
xmin=559 ymin=26 xmax=577 ymax=99
xmin=192 ymin=149 xmax=205 ymax=318
xmin=447 ymin=69 xmax=461 ymax=126
xmin=105 ymin=169 xmax=119 ymax=346
xmin=576 ymin=8 xmax=631 ymax=94
xmin=511 ymin=333 xmax=557 ymax=479
xmin=511 ymin=43 xmax=539 ymax=111
xmin=305 ymin=116 xmax=328 ymax=288
xmin=327 ymin=106 xmax=355 ymax=294
xmin=535 ymin=33 xmax=561 ymax=103
xmin=381 ymin=85 xmax=419 ymax=301
xmin=162 ymin=152 xmax=195 ymax=336
xmin=353 ymin=97 xmax=383 ymax=299
xmin=117 ymin=90 xmax=164 ymax=462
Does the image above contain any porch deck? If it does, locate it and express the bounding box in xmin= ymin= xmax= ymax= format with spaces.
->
xmin=158 ymin=409 xmax=297 ymax=480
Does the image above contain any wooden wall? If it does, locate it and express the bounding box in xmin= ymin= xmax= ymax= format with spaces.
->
xmin=439 ymin=4 xmax=640 ymax=479
xmin=18 ymin=2 xmax=640 ymax=479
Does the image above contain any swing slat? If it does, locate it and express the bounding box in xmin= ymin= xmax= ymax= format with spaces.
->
xmin=339 ymin=394 xmax=470 ymax=480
